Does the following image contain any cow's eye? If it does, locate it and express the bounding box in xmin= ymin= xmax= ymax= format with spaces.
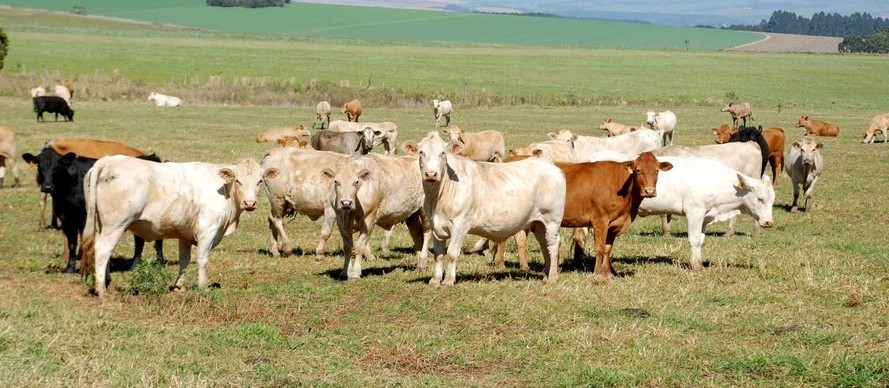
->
xmin=418 ymin=151 xmax=426 ymax=157
xmin=334 ymin=180 xmax=340 ymax=186
xmin=353 ymin=180 xmax=360 ymax=187
xmin=235 ymin=179 xmax=242 ymax=185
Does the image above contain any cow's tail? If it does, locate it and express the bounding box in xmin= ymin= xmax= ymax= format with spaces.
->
xmin=80 ymin=164 xmax=101 ymax=279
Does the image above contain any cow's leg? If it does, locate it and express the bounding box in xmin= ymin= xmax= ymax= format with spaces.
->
xmin=62 ymin=224 xmax=80 ymax=274
xmin=443 ymin=225 xmax=470 ymax=285
xmin=193 ymin=238 xmax=216 ymax=290
xmin=493 ymin=240 xmax=506 ymax=269
xmin=131 ymin=235 xmax=146 ymax=270
xmin=725 ymin=216 xmax=737 ymax=237
xmin=515 ymin=229 xmax=529 ymax=271
xmin=267 ymin=215 xmax=288 ymax=257
xmin=591 ymin=222 xmax=610 ymax=277
xmin=154 ymin=240 xmax=165 ymax=265
xmin=379 ymin=226 xmax=394 ymax=256
xmin=572 ymin=227 xmax=587 ymax=264
xmin=338 ymin=222 xmax=354 ymax=280
xmin=790 ymin=181 xmax=801 ymax=213
xmin=405 ymin=212 xmax=429 ymax=270
xmin=38 ymin=193 xmax=48 ymax=230
xmin=533 ymin=221 xmax=561 ymax=283
xmin=685 ymin=211 xmax=707 ymax=271
xmin=92 ymin=228 xmax=127 ymax=297
xmin=174 ymin=239 xmax=192 ymax=291
xmin=601 ymin=230 xmax=619 ymax=277
xmin=661 ymin=214 xmax=672 ymax=236
xmin=316 ymin=206 xmax=336 ymax=258
xmin=803 ymin=176 xmax=819 ymax=212
xmin=429 ymin=237 xmax=447 ymax=286
xmin=350 ymin=217 xmax=377 ymax=279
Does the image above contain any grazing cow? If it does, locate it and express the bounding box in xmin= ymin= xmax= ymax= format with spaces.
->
xmin=30 ymin=86 xmax=46 ymax=98
xmin=862 ymin=113 xmax=889 ymax=144
xmin=57 ymin=79 xmax=75 ymax=101
xmin=410 ymin=132 xmax=566 ymax=285
xmin=548 ymin=129 xmax=660 ymax=162
xmin=503 ymin=153 xmax=673 ymax=277
xmin=433 ymin=99 xmax=453 ymax=127
xmin=22 ymin=138 xmax=153 ymax=230
xmin=255 ymin=125 xmax=311 ymax=143
xmin=261 ymin=148 xmax=349 ymax=258
xmin=443 ymin=127 xmax=506 ymax=162
xmin=33 ymin=96 xmax=74 ymax=122
xmin=721 ymin=102 xmax=754 ymax=127
xmin=645 ymin=110 xmax=677 ymax=146
xmin=341 ymin=99 xmax=362 ymax=122
xmin=508 ymin=139 xmax=576 ymax=163
xmin=0 ymin=126 xmax=21 ymax=188
xmin=329 ymin=120 xmax=399 ymax=155
xmin=638 ymin=156 xmax=775 ymax=270
xmin=310 ymin=128 xmax=375 ymax=155
xmin=322 ymin=154 xmax=430 ymax=279
xmin=653 ymin=141 xmax=764 ymax=237
xmin=80 ymin=156 xmax=263 ymax=297
xmin=148 ymin=92 xmax=183 ymax=107
xmin=313 ymin=101 xmax=332 ymax=129
xmin=785 ymin=136 xmax=824 ymax=212
xmin=598 ymin=118 xmax=638 ymax=137
xmin=21 ymin=149 xmax=164 ymax=273
xmin=796 ymin=115 xmax=839 ymax=137
xmin=713 ymin=124 xmax=785 ymax=185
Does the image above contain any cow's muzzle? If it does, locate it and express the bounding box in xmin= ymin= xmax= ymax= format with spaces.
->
xmin=423 ymin=171 xmax=439 ymax=182
xmin=759 ymin=219 xmax=774 ymax=228
xmin=641 ymin=187 xmax=657 ymax=197
xmin=242 ymin=200 xmax=257 ymax=212
xmin=339 ymin=199 xmax=354 ymax=209
xmin=40 ymin=184 xmax=53 ymax=193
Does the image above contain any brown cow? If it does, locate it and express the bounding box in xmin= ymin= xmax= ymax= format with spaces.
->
xmin=255 ymin=125 xmax=311 ymax=143
xmin=498 ymin=152 xmax=673 ymax=277
xmin=342 ymin=99 xmax=362 ymax=122
xmin=713 ymin=124 xmax=786 ymax=185
xmin=796 ymin=115 xmax=839 ymax=137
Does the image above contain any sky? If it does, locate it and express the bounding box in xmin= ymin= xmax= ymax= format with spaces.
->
xmin=299 ymin=1 xmax=889 ymax=26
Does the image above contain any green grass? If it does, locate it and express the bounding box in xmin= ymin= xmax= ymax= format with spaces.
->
xmin=0 ymin=6 xmax=888 ymax=388
xmin=0 ymin=0 xmax=760 ymax=49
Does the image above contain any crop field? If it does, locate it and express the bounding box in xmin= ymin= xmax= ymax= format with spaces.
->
xmin=1 ymin=5 xmax=889 ymax=388
xmin=0 ymin=0 xmax=761 ymax=50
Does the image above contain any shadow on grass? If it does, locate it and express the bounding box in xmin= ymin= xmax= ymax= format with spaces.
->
xmin=318 ymin=263 xmax=417 ymax=280
xmin=636 ymin=230 xmax=739 ymax=238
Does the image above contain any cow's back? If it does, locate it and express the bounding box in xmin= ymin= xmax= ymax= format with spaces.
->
xmin=558 ymin=161 xmax=633 ymax=227
xmin=654 ymin=142 xmax=761 ymax=178
xmin=262 ymin=148 xmax=348 ymax=219
xmin=50 ymin=138 xmax=147 ymax=159
xmin=638 ymin=156 xmax=743 ymax=221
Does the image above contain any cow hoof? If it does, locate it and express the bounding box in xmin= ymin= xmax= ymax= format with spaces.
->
xmin=791 ymin=207 xmax=799 ymax=213
xmin=171 ymin=285 xmax=187 ymax=293
xmin=63 ymin=267 xmax=77 ymax=274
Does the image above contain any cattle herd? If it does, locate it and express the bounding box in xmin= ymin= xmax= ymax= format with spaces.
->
xmin=4 ymin=91 xmax=889 ymax=298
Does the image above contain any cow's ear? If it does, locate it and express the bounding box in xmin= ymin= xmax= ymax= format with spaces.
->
xmin=447 ymin=141 xmax=464 ymax=155
xmin=659 ymin=162 xmax=673 ymax=171
xmin=358 ymin=169 xmax=372 ymax=181
xmin=62 ymin=152 xmax=77 ymax=162
xmin=532 ymin=149 xmax=545 ymax=158
xmin=606 ymin=118 xmax=612 ymax=123
xmin=321 ymin=168 xmax=335 ymax=181
xmin=623 ymin=161 xmax=635 ymax=174
xmin=22 ymin=153 xmax=37 ymax=165
xmin=572 ymin=134 xmax=579 ymax=141
xmin=402 ymin=142 xmax=418 ymax=155
xmin=218 ymin=168 xmax=236 ymax=183
xmin=441 ymin=129 xmax=450 ymax=136
xmin=299 ymin=140 xmax=309 ymax=149
xmin=374 ymin=130 xmax=383 ymax=136
xmin=736 ymin=173 xmax=758 ymax=191
xmin=629 ymin=126 xmax=638 ymax=132
xmin=711 ymin=128 xmax=718 ymax=135
xmin=276 ymin=139 xmax=287 ymax=147
xmin=263 ymin=168 xmax=279 ymax=180
xmin=547 ymin=131 xmax=557 ymax=139
xmin=508 ymin=149 xmax=517 ymax=157
xmin=816 ymin=143 xmax=824 ymax=150
xmin=792 ymin=142 xmax=801 ymax=149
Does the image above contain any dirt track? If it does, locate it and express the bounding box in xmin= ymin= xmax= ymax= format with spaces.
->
xmin=731 ymin=32 xmax=842 ymax=53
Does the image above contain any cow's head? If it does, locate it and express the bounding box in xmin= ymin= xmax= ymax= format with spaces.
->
xmin=735 ymin=173 xmax=775 ymax=228
xmin=795 ymin=115 xmax=809 ymax=128
xmin=358 ymin=127 xmax=376 ymax=154
xmin=218 ymin=158 xmax=263 ymax=212
xmin=627 ymin=152 xmax=673 ymax=198
xmin=720 ymin=102 xmax=734 ymax=112
xmin=443 ymin=126 xmax=466 ymax=144
xmin=147 ymin=92 xmax=157 ymax=102
xmin=712 ymin=124 xmax=738 ymax=144
xmin=645 ymin=111 xmax=657 ymax=126
xmin=416 ymin=132 xmax=452 ymax=183
xmin=22 ymin=147 xmax=62 ymax=193
xmin=547 ymin=130 xmax=577 ymax=148
xmin=792 ymin=138 xmax=823 ymax=166
xmin=322 ymin=161 xmax=370 ymax=212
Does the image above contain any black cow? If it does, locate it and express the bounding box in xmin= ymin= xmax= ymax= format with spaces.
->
xmin=33 ymin=96 xmax=75 ymax=122
xmin=730 ymin=126 xmax=770 ymax=178
xmin=21 ymin=148 xmax=163 ymax=273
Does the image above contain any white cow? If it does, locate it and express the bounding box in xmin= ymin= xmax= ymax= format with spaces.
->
xmin=148 ymin=92 xmax=183 ymax=107
xmin=30 ymin=86 xmax=46 ymax=98
xmin=653 ymin=142 xmax=764 ymax=237
xmin=548 ymin=128 xmax=660 ymax=162
xmin=443 ymin=127 xmax=506 ymax=162
xmin=410 ymin=132 xmax=566 ymax=285
xmin=322 ymin=154 xmax=430 ymax=279
xmin=508 ymin=139 xmax=575 ymax=162
xmin=328 ymin=120 xmax=399 ymax=154
xmin=862 ymin=113 xmax=889 ymax=144
xmin=261 ymin=147 xmax=349 ymax=257
xmin=645 ymin=110 xmax=677 ymax=146
xmin=433 ymin=99 xmax=453 ymax=127
xmin=80 ymin=156 xmax=264 ymax=297
xmin=313 ymin=101 xmax=332 ymax=129
xmin=785 ymin=136 xmax=824 ymax=212
xmin=638 ymin=156 xmax=775 ymax=271
xmin=53 ymin=84 xmax=72 ymax=103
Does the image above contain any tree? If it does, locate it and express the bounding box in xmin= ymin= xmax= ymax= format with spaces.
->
xmin=0 ymin=26 xmax=8 ymax=71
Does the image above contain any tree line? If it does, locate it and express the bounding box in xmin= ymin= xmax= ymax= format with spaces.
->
xmin=725 ymin=10 xmax=889 ymax=53
xmin=206 ymin=0 xmax=289 ymax=8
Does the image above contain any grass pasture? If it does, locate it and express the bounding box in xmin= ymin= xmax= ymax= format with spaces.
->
xmin=1 ymin=6 xmax=889 ymax=388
